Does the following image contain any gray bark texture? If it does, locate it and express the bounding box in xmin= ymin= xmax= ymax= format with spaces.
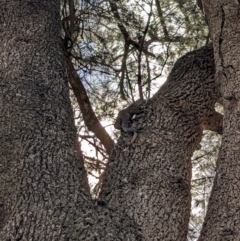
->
xmin=198 ymin=1 xmax=240 ymax=240
xmin=0 ymin=0 xmax=91 ymax=239
xmin=0 ymin=1 xmax=143 ymax=240
xmin=100 ymin=43 xmax=222 ymax=240
xmin=0 ymin=0 xmax=225 ymax=240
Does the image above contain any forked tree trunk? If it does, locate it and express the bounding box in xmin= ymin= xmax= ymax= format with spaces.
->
xmin=198 ymin=1 xmax=240 ymax=240
xmin=100 ymin=44 xmax=222 ymax=240
xmin=0 ymin=1 xmax=142 ymax=240
xmin=0 ymin=1 xmax=225 ymax=240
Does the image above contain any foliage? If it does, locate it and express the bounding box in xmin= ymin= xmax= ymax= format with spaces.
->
xmin=61 ymin=0 xmax=208 ymax=162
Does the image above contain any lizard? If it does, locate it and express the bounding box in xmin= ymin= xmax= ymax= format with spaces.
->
xmin=114 ymin=99 xmax=146 ymax=144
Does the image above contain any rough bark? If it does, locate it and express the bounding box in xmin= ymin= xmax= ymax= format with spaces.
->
xmin=0 ymin=0 xmax=91 ymax=239
xmin=0 ymin=1 xmax=228 ymax=240
xmin=100 ymin=43 xmax=222 ymax=240
xmin=0 ymin=1 xmax=142 ymax=240
xmin=198 ymin=1 xmax=240 ymax=240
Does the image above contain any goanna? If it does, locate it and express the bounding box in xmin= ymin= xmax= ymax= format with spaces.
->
xmin=114 ymin=99 xmax=146 ymax=144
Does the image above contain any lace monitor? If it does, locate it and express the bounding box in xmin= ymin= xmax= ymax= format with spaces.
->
xmin=114 ymin=99 xmax=146 ymax=144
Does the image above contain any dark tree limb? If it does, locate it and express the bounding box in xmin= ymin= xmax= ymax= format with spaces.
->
xmin=137 ymin=1 xmax=153 ymax=100
xmin=108 ymin=0 xmax=155 ymax=57
xmin=65 ymin=56 xmax=115 ymax=155
xmin=155 ymin=0 xmax=169 ymax=38
xmin=119 ymin=42 xmax=130 ymax=100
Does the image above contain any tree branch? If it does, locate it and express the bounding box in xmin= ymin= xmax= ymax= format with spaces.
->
xmin=108 ymin=0 xmax=155 ymax=57
xmin=65 ymin=56 xmax=115 ymax=155
xmin=155 ymin=0 xmax=169 ymax=38
xmin=137 ymin=1 xmax=153 ymax=100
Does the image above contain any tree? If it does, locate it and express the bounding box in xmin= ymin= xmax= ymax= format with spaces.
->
xmin=0 ymin=1 xmax=90 ymax=239
xmin=1 ymin=0 xmax=238 ymax=240
xmin=60 ymin=0 xmax=209 ymax=164
xmin=99 ymin=42 xmax=223 ymax=240
xmin=197 ymin=1 xmax=240 ymax=240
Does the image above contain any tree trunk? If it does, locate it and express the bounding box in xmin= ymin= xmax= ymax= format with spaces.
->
xmin=0 ymin=1 xmax=143 ymax=240
xmin=198 ymin=1 xmax=240 ymax=240
xmin=100 ymin=44 xmax=222 ymax=240
xmin=0 ymin=1 xmax=91 ymax=239
xmin=0 ymin=1 xmax=228 ymax=240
